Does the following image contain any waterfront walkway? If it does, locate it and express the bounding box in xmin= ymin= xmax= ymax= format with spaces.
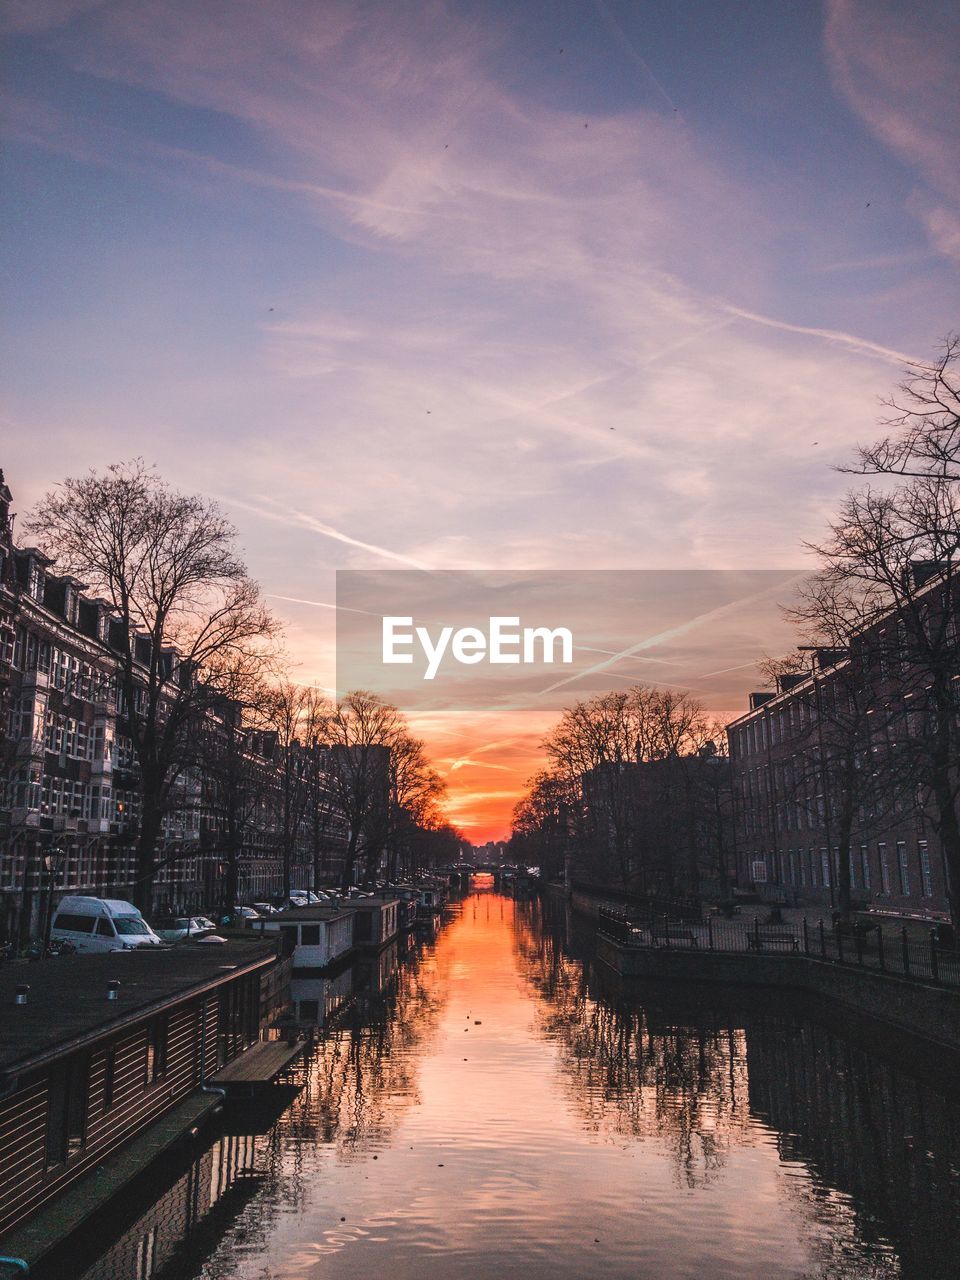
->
xmin=598 ymin=908 xmax=960 ymax=989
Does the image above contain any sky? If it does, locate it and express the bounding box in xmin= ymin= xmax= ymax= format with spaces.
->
xmin=2 ymin=0 xmax=959 ymax=840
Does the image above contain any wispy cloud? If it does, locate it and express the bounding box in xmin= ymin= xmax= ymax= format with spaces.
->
xmin=824 ymin=0 xmax=960 ymax=263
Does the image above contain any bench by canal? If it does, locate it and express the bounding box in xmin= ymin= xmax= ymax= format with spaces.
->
xmin=597 ymin=908 xmax=960 ymax=1050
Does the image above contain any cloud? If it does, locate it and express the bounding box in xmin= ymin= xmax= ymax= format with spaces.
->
xmin=1 ymin=0 xmax=107 ymax=34
xmin=824 ymin=0 xmax=960 ymax=262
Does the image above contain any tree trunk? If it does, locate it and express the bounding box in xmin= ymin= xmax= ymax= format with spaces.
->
xmin=836 ymin=824 xmax=853 ymax=922
xmin=282 ymin=833 xmax=292 ymax=900
xmin=931 ymin=772 xmax=960 ymax=930
xmin=134 ymin=796 xmax=164 ymax=915
xmin=225 ymin=838 xmax=240 ymax=916
xmin=342 ymin=828 xmax=360 ymax=891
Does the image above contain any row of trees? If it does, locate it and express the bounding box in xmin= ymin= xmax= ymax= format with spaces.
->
xmin=510 ymin=686 xmax=732 ymax=896
xmin=26 ymin=462 xmax=458 ymax=911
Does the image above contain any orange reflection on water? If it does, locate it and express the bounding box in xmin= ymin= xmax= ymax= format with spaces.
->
xmin=151 ymin=892 xmax=908 ymax=1280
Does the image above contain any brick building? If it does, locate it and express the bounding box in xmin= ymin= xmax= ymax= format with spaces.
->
xmin=726 ymin=571 xmax=958 ymax=922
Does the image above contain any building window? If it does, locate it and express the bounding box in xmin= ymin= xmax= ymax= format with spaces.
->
xmin=879 ymin=843 xmax=891 ymax=895
xmin=820 ymin=848 xmax=831 ymax=888
xmin=897 ymin=842 xmax=910 ymax=897
xmin=145 ymin=1015 xmax=168 ymax=1085
xmin=919 ymin=841 xmax=933 ymax=898
xmin=46 ymin=1054 xmax=89 ymax=1167
xmin=860 ymin=844 xmax=871 ymax=892
xmin=300 ymin=925 xmax=321 ymax=946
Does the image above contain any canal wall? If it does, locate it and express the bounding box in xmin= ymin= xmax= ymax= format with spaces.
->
xmin=596 ymin=937 xmax=960 ymax=1052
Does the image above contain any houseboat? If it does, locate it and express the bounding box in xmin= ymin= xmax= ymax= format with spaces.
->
xmin=391 ymin=887 xmax=420 ymax=930
xmin=259 ymin=906 xmax=354 ymax=977
xmin=340 ymin=894 xmax=401 ymax=951
xmin=0 ymin=942 xmax=287 ymax=1261
xmin=416 ymin=885 xmax=444 ymax=920
xmin=289 ymin=966 xmax=355 ymax=1027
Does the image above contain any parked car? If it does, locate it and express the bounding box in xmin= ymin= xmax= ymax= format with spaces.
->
xmin=153 ymin=915 xmax=217 ymax=943
xmin=232 ymin=905 xmax=261 ymax=922
xmin=51 ymin=896 xmax=162 ymax=953
xmin=251 ymin=902 xmax=279 ymax=916
xmin=195 ymin=915 xmax=218 ymax=931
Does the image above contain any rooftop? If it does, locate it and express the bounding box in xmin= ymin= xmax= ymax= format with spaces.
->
xmin=0 ymin=941 xmax=277 ymax=1077
xmin=260 ymin=906 xmax=352 ymax=923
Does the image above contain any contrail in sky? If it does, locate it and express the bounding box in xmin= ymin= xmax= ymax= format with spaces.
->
xmin=539 ymin=574 xmax=805 ymax=696
xmin=227 ymin=495 xmax=429 ymax=568
xmin=723 ymin=305 xmax=922 ymax=367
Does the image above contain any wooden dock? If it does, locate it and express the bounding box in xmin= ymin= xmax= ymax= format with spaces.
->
xmin=209 ymin=1040 xmax=305 ymax=1093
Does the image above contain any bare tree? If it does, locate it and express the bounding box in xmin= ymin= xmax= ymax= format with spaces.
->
xmin=509 ymin=769 xmax=578 ymax=881
xmin=268 ymin=682 xmax=330 ymax=898
xmin=846 ymin=334 xmax=960 ymax=481
xmin=769 ymin=575 xmax=901 ymax=920
xmin=540 ymin=685 xmax=726 ymax=894
xmin=26 ymin=461 xmax=277 ymax=911
xmin=811 ymin=337 xmax=960 ymax=924
xmin=387 ymin=732 xmax=445 ymax=880
xmin=327 ymin=691 xmax=402 ymax=888
xmin=196 ymin=671 xmax=275 ymax=915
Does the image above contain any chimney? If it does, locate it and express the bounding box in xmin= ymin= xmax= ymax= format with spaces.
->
xmin=776 ymin=673 xmax=807 ymax=694
xmin=909 ymin=560 xmax=944 ymax=590
xmin=749 ymin=692 xmax=775 ymax=710
xmin=107 ymin=981 xmax=121 ymax=1001
xmin=15 ymin=984 xmax=29 ymax=1006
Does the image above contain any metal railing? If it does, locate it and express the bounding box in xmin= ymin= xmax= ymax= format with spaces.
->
xmin=596 ymin=908 xmax=960 ymax=990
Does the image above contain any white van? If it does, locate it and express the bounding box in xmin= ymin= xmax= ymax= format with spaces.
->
xmin=51 ymin=896 xmax=162 ymax=953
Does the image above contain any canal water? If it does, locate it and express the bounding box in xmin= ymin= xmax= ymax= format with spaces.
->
xmin=39 ymin=886 xmax=960 ymax=1280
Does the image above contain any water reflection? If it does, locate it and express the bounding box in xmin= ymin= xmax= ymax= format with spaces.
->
xmin=39 ymin=891 xmax=960 ymax=1279
xmin=514 ymin=904 xmax=754 ymax=1188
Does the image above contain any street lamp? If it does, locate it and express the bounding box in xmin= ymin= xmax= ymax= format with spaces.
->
xmin=42 ymin=846 xmax=66 ymax=957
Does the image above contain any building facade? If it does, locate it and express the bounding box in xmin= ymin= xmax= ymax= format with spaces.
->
xmin=727 ymin=629 xmax=954 ymax=921
xmin=0 ymin=470 xmax=347 ymax=943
